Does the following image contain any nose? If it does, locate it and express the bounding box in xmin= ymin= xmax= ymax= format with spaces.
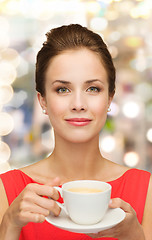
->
xmin=70 ymin=91 xmax=87 ymax=112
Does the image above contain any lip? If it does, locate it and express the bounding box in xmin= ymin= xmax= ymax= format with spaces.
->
xmin=65 ymin=118 xmax=92 ymax=126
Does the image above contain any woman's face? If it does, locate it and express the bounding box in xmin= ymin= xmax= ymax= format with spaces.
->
xmin=38 ymin=48 xmax=113 ymax=143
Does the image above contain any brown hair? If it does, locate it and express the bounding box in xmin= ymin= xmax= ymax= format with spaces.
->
xmin=35 ymin=24 xmax=116 ymax=97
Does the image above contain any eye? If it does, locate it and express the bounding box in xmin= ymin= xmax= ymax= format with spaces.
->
xmin=57 ymin=87 xmax=70 ymax=93
xmin=87 ymin=86 xmax=100 ymax=93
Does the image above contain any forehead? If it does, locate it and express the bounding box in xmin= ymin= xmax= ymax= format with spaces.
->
xmin=45 ymin=48 xmax=108 ymax=82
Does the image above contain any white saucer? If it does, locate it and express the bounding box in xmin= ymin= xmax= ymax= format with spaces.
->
xmin=45 ymin=208 xmax=126 ymax=234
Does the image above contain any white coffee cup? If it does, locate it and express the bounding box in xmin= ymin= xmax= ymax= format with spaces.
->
xmin=54 ymin=180 xmax=111 ymax=225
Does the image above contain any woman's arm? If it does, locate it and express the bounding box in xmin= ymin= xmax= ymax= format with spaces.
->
xmin=0 ymin=179 xmax=21 ymax=240
xmin=0 ymin=178 xmax=61 ymax=240
xmin=0 ymin=214 xmax=21 ymax=240
xmin=0 ymin=179 xmax=9 ymax=224
xmin=142 ymin=175 xmax=152 ymax=240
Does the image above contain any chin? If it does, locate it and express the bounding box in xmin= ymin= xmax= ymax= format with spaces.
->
xmin=66 ymin=134 xmax=98 ymax=144
xmin=55 ymin=129 xmax=100 ymax=144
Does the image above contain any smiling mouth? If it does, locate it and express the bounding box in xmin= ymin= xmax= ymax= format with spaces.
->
xmin=65 ymin=118 xmax=92 ymax=126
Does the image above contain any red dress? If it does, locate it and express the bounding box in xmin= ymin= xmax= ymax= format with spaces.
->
xmin=0 ymin=169 xmax=150 ymax=240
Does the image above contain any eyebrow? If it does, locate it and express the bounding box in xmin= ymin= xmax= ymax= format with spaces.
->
xmin=52 ymin=80 xmax=71 ymax=85
xmin=52 ymin=79 xmax=104 ymax=85
xmin=85 ymin=79 xmax=104 ymax=85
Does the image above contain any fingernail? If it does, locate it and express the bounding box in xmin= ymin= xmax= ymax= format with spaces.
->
xmin=109 ymin=199 xmax=112 ymax=204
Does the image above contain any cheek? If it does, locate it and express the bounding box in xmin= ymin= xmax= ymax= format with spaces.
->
xmin=93 ymin=105 xmax=108 ymax=122
xmin=47 ymin=98 xmax=67 ymax=119
xmin=89 ymin=97 xmax=108 ymax=116
xmin=48 ymin=106 xmax=61 ymax=121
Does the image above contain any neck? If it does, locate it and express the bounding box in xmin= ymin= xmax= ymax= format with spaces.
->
xmin=49 ymin=135 xmax=105 ymax=181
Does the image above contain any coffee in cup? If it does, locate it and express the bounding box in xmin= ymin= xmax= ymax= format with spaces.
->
xmin=68 ymin=187 xmax=103 ymax=193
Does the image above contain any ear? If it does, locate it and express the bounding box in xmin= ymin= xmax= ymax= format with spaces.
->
xmin=37 ymin=92 xmax=47 ymax=113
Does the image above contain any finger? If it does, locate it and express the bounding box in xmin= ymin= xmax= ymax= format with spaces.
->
xmin=23 ymin=184 xmax=61 ymax=216
xmin=32 ymin=194 xmax=61 ymax=216
xmin=19 ymin=201 xmax=50 ymax=217
xmin=86 ymin=233 xmax=98 ymax=238
xmin=87 ymin=233 xmax=104 ymax=239
xmin=26 ymin=183 xmax=59 ymax=200
xmin=19 ymin=211 xmax=46 ymax=224
xmin=96 ymin=224 xmax=121 ymax=238
xmin=109 ymin=198 xmax=134 ymax=213
xmin=87 ymin=222 xmax=123 ymax=239
xmin=87 ymin=232 xmax=110 ymax=239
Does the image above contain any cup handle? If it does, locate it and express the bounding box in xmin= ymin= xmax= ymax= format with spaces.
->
xmin=53 ymin=186 xmax=68 ymax=216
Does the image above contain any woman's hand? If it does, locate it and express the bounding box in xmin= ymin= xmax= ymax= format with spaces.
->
xmin=3 ymin=177 xmax=61 ymax=229
xmin=87 ymin=198 xmax=145 ymax=240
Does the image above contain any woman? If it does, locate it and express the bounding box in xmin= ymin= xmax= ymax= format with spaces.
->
xmin=0 ymin=24 xmax=151 ymax=240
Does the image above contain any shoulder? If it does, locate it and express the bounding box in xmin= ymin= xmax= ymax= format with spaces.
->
xmin=112 ymin=163 xmax=151 ymax=180
xmin=146 ymin=174 xmax=152 ymax=200
xmin=141 ymin=174 xmax=152 ymax=239
xmin=0 ymin=178 xmax=9 ymax=223
xmin=124 ymin=168 xmax=151 ymax=187
xmin=117 ymin=168 xmax=151 ymax=187
xmin=147 ymin=174 xmax=152 ymax=194
xmin=105 ymin=160 xmax=150 ymax=187
xmin=143 ymin=174 xmax=152 ymax=210
xmin=0 ymin=169 xmax=34 ymax=184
